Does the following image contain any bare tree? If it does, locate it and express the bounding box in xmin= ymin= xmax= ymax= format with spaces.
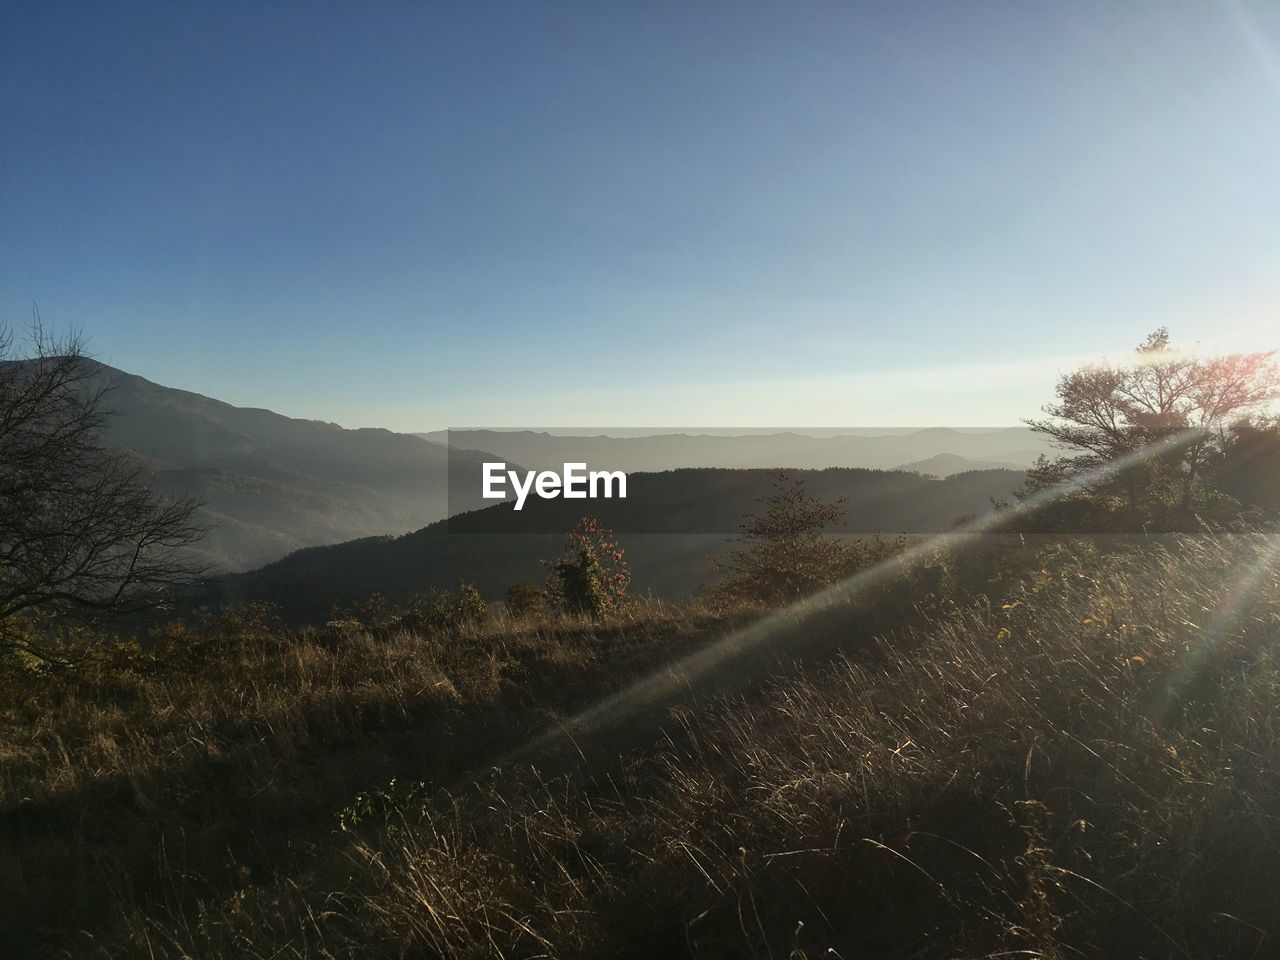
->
xmin=0 ymin=320 xmax=206 ymax=658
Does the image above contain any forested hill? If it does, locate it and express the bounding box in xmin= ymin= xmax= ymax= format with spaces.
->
xmin=220 ymin=466 xmax=1024 ymax=621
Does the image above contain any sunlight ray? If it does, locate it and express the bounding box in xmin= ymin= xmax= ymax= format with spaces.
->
xmin=501 ymin=428 xmax=1213 ymax=766
xmin=1154 ymin=532 xmax=1280 ymax=723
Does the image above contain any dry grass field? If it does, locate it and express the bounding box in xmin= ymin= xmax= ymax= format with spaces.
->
xmin=4 ymin=535 xmax=1279 ymax=958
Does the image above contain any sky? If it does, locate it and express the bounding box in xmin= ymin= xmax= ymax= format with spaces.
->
xmin=2 ymin=1 xmax=1278 ymax=430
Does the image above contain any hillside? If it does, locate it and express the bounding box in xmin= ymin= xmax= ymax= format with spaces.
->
xmin=222 ymin=466 xmax=1024 ymax=621
xmin=6 ymin=534 xmax=1278 ymax=958
xmin=3 ymin=360 xmax=1047 ymax=574
xmin=41 ymin=361 xmax=502 ymax=570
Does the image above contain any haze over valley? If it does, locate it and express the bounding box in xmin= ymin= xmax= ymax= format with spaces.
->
xmin=63 ymin=360 xmax=1044 ymax=573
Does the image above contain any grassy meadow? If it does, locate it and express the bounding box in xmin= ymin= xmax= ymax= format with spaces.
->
xmin=3 ymin=533 xmax=1279 ymax=958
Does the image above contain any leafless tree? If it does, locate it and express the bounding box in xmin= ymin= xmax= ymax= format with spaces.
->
xmin=0 ymin=319 xmax=206 ymax=659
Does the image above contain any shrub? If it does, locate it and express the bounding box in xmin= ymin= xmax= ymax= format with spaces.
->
xmin=544 ymin=517 xmax=630 ymax=618
xmin=409 ymin=582 xmax=488 ymax=634
xmin=344 ymin=584 xmax=490 ymax=636
xmin=504 ymin=581 xmax=546 ymax=619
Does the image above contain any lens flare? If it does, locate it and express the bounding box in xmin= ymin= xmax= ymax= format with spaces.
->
xmin=499 ymin=429 xmax=1215 ymax=768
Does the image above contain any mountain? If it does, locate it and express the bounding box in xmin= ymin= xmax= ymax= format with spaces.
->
xmin=17 ymin=361 xmax=1043 ymax=575
xmin=419 ymin=428 xmax=1054 ymax=473
xmin=220 ymin=466 xmax=1025 ymax=622
xmin=65 ymin=361 xmax=501 ymax=571
xmin=895 ymin=453 xmax=1025 ymax=476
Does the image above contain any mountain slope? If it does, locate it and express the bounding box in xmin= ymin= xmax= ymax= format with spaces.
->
xmin=71 ymin=361 xmax=498 ymax=570
xmin=222 ymin=466 xmax=1025 ymax=621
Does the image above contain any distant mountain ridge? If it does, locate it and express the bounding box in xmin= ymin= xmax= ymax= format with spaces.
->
xmin=57 ymin=361 xmax=500 ymax=571
xmin=420 ymin=428 xmax=1054 ymax=474
xmin=17 ymin=361 xmax=1048 ymax=573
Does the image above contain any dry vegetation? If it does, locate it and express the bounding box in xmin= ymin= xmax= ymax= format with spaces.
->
xmin=0 ymin=600 xmax=747 ymax=958
xmin=4 ymin=534 xmax=1280 ymax=958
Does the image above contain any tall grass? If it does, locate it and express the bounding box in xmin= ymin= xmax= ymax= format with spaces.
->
xmin=0 ymin=600 xmax=740 ymax=957
xmin=8 ymin=535 xmax=1280 ymax=958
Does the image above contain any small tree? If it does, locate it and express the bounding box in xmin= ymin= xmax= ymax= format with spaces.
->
xmin=1 ymin=322 xmax=206 ymax=659
xmin=543 ymin=517 xmax=629 ymax=619
xmin=1022 ymin=329 xmax=1279 ymax=528
xmin=711 ymin=473 xmax=854 ymax=606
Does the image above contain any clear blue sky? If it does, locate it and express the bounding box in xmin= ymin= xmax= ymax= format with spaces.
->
xmin=2 ymin=1 xmax=1277 ymax=429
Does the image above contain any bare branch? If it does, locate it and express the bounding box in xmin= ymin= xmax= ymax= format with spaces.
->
xmin=1 ymin=320 xmax=208 ymax=645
